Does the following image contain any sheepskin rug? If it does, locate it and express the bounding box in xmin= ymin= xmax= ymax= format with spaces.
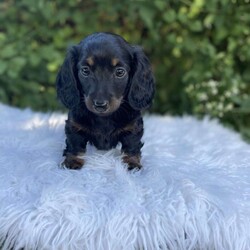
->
xmin=0 ymin=103 xmax=249 ymax=250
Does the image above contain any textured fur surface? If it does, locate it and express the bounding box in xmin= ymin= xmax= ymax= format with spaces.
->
xmin=0 ymin=103 xmax=249 ymax=250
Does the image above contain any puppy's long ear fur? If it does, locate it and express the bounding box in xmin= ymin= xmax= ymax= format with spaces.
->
xmin=56 ymin=46 xmax=80 ymax=109
xmin=128 ymin=46 xmax=155 ymax=110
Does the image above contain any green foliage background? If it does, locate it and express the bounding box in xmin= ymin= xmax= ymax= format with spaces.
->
xmin=0 ymin=0 xmax=250 ymax=140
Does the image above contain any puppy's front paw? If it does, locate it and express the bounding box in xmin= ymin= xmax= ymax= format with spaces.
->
xmin=123 ymin=154 xmax=142 ymax=171
xmin=127 ymin=163 xmax=142 ymax=171
xmin=62 ymin=153 xmax=85 ymax=170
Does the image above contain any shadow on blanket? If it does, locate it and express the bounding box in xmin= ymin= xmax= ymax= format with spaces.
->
xmin=0 ymin=103 xmax=249 ymax=250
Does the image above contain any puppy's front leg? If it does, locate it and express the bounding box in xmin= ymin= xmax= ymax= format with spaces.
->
xmin=122 ymin=153 xmax=142 ymax=171
xmin=62 ymin=120 xmax=88 ymax=170
xmin=120 ymin=120 xmax=144 ymax=171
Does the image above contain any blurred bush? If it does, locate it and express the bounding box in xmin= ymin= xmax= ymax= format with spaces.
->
xmin=0 ymin=0 xmax=250 ymax=140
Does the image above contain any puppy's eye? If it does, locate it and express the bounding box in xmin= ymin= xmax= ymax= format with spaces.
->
xmin=81 ymin=66 xmax=90 ymax=76
xmin=115 ymin=67 xmax=126 ymax=78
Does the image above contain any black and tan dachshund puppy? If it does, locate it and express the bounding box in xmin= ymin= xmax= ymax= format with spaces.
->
xmin=56 ymin=32 xmax=155 ymax=170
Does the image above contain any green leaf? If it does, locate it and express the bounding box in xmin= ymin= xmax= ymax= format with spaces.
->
xmin=190 ymin=20 xmax=203 ymax=32
xmin=1 ymin=44 xmax=17 ymax=59
xmin=163 ymin=10 xmax=176 ymax=23
xmin=12 ymin=57 xmax=27 ymax=70
xmin=0 ymin=61 xmax=7 ymax=74
xmin=29 ymin=54 xmax=41 ymax=67
xmin=204 ymin=14 xmax=214 ymax=28
xmin=139 ymin=6 xmax=154 ymax=29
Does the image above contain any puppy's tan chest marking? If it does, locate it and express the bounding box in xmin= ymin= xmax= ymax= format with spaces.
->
xmin=70 ymin=120 xmax=91 ymax=133
xmin=70 ymin=119 xmax=138 ymax=136
xmin=116 ymin=123 xmax=136 ymax=134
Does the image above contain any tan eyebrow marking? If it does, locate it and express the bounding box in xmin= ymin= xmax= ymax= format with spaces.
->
xmin=86 ymin=57 xmax=94 ymax=66
xmin=111 ymin=58 xmax=119 ymax=67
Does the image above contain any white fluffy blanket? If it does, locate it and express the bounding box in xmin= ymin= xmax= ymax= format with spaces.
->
xmin=0 ymin=103 xmax=249 ymax=250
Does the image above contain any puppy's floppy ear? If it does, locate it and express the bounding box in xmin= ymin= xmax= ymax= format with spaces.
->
xmin=128 ymin=46 xmax=155 ymax=110
xmin=56 ymin=46 xmax=80 ymax=109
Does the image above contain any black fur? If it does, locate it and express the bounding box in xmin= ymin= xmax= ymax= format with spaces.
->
xmin=56 ymin=32 xmax=155 ymax=170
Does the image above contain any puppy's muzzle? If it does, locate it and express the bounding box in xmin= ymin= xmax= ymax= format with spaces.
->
xmin=85 ymin=95 xmax=122 ymax=115
xmin=93 ymin=100 xmax=109 ymax=113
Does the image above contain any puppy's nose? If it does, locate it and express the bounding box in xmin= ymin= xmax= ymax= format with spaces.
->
xmin=93 ymin=100 xmax=108 ymax=107
xmin=93 ymin=100 xmax=109 ymax=112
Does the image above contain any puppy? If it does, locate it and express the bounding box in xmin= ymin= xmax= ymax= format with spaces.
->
xmin=56 ymin=32 xmax=155 ymax=170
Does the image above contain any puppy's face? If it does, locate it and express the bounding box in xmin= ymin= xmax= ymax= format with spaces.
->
xmin=56 ymin=32 xmax=155 ymax=114
xmin=77 ymin=35 xmax=132 ymax=116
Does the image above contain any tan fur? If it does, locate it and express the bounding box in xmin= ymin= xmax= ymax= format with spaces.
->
xmin=122 ymin=154 xmax=141 ymax=167
xmin=85 ymin=96 xmax=123 ymax=115
xmin=63 ymin=153 xmax=85 ymax=169
xmin=70 ymin=120 xmax=90 ymax=133
xmin=86 ymin=57 xmax=94 ymax=66
xmin=111 ymin=58 xmax=119 ymax=67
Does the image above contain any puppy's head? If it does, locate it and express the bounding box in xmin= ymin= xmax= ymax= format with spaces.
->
xmin=56 ymin=32 xmax=155 ymax=115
